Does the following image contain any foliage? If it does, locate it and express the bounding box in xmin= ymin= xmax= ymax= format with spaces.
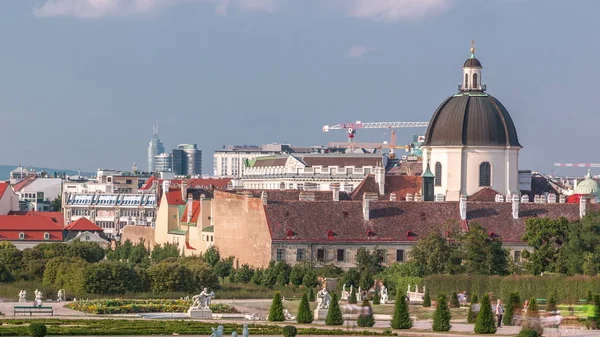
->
xmin=50 ymin=196 xmax=61 ymax=212
xmin=233 ymin=264 xmax=254 ymax=284
xmin=282 ymin=325 xmax=297 ymax=337
xmin=588 ymin=290 xmax=594 ymax=303
xmin=339 ymin=268 xmax=360 ymax=289
xmin=0 ymin=262 xmax=13 ymax=282
xmin=214 ymin=256 xmax=235 ymax=283
xmin=268 ymin=292 xmax=285 ymax=322
xmin=409 ymin=228 xmax=463 ymax=276
xmin=317 ymin=264 xmax=344 ymax=278
xmin=355 ymin=248 xmax=385 ymax=275
xmin=302 ymin=269 xmax=318 ymax=288
xmin=529 ymin=297 xmax=538 ymax=311
xmin=474 ymin=294 xmax=496 ymax=334
xmin=373 ymin=288 xmax=380 ymax=305
xmin=522 ymin=217 xmax=570 ymax=275
xmin=517 ymin=328 xmax=539 ymax=337
xmin=503 ymin=292 xmax=520 ymax=326
xmin=432 ymin=294 xmax=451 ymax=331
xmin=467 ymin=294 xmax=478 ymax=323
xmin=376 ymin=264 xmax=421 ymax=296
xmin=296 ymin=293 xmax=313 ymax=324
xmin=460 ymin=223 xmax=509 ymax=275
xmin=150 ymin=243 xmax=180 ymax=263
xmin=391 ymin=290 xmax=412 ymax=329
xmin=290 ymin=262 xmax=310 ymax=286
xmin=28 ymin=323 xmax=46 ymax=337
xmin=308 ymin=287 xmax=315 ymax=302
xmin=325 ymin=293 xmax=344 ymax=325
xmin=357 ymin=299 xmax=375 ymax=327
xmin=42 ymin=257 xmax=86 ymax=295
xmin=147 ymin=262 xmax=194 ymax=293
xmin=450 ymin=292 xmax=460 ymax=308
xmin=203 ymin=246 xmax=220 ymax=267
xmin=82 ymin=261 xmax=139 ymax=294
xmin=348 ymin=287 xmax=357 ymax=304
xmin=547 ymin=291 xmax=558 ymax=312
xmin=66 ymin=241 xmax=105 ymax=263
xmin=422 ymin=288 xmax=431 ymax=307
xmin=65 ymin=299 xmax=232 ymax=314
xmin=359 ymin=271 xmax=374 ymax=290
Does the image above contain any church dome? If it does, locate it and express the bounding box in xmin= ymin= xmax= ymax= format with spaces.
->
xmin=464 ymin=57 xmax=482 ymax=68
xmin=423 ymin=92 xmax=521 ymax=147
xmin=575 ymin=170 xmax=600 ymax=196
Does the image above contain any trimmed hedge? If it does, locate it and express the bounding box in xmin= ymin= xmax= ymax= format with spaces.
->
xmin=424 ymin=274 xmax=600 ymax=302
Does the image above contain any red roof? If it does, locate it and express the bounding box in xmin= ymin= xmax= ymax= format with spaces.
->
xmin=12 ymin=176 xmax=36 ymax=192
xmin=66 ymin=217 xmax=104 ymax=232
xmin=185 ymin=242 xmax=196 ymax=250
xmin=180 ymin=200 xmax=201 ymax=222
xmin=0 ymin=215 xmax=63 ymax=241
xmin=8 ymin=211 xmax=64 ymax=227
xmin=0 ymin=182 xmax=9 ymax=199
xmin=139 ymin=176 xmax=158 ymax=190
xmin=187 ymin=178 xmax=232 ymax=189
xmin=468 ymin=188 xmax=501 ymax=202
xmin=166 ymin=189 xmax=186 ymax=205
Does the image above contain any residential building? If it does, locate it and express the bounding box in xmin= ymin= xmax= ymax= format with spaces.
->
xmin=154 ymin=153 xmax=173 ymax=173
xmin=12 ymin=177 xmax=62 ymax=211
xmin=147 ymin=124 xmax=165 ymax=172
xmin=0 ymin=182 xmax=20 ymax=215
xmin=64 ymin=217 xmax=111 ymax=248
xmin=62 ymin=169 xmax=152 ymax=195
xmin=173 ymin=144 xmax=202 ymax=176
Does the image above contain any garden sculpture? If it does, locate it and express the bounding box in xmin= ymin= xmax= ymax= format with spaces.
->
xmin=283 ymin=309 xmax=296 ymax=320
xmin=57 ymin=289 xmax=64 ymax=302
xmin=211 ymin=325 xmax=224 ymax=337
xmin=18 ymin=290 xmax=27 ymax=303
xmin=232 ymin=332 xmax=238 ymax=337
xmin=242 ymin=324 xmax=249 ymax=337
xmin=192 ymin=287 xmax=215 ymax=309
xmin=316 ymin=288 xmax=331 ymax=310
xmin=341 ymin=284 xmax=349 ymax=300
xmin=34 ymin=289 xmax=43 ymax=307
xmin=356 ymin=286 xmax=362 ymax=302
xmin=380 ymin=285 xmax=389 ymax=304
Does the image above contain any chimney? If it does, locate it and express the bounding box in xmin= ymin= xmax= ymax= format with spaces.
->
xmin=406 ymin=193 xmax=414 ymax=202
xmin=181 ymin=181 xmax=188 ymax=200
xmin=559 ymin=194 xmax=566 ymax=203
xmin=548 ymin=194 xmax=557 ymax=203
xmin=495 ymin=194 xmax=504 ymax=203
xmin=162 ymin=180 xmax=171 ymax=192
xmin=331 ymin=183 xmax=340 ymax=202
xmin=389 ymin=193 xmax=397 ymax=201
xmin=261 ymin=191 xmax=268 ymax=205
xmin=299 ymin=191 xmax=316 ymax=201
xmin=186 ymin=193 xmax=193 ymax=222
xmin=580 ymin=197 xmax=587 ymax=219
xmin=435 ymin=194 xmax=445 ymax=202
xmin=362 ymin=192 xmax=378 ymax=220
xmin=414 ymin=193 xmax=422 ymax=202
xmin=459 ymin=195 xmax=467 ymax=221
xmin=375 ymin=166 xmax=385 ymax=195
xmin=512 ymin=194 xmax=519 ymax=219
xmin=521 ymin=195 xmax=529 ymax=203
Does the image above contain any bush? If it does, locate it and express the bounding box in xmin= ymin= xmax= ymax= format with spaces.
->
xmin=282 ymin=325 xmax=297 ymax=337
xmin=432 ymin=294 xmax=451 ymax=332
xmin=349 ymin=287 xmax=357 ymax=304
xmin=296 ymin=293 xmax=313 ymax=324
xmin=325 ymin=293 xmax=343 ymax=325
xmin=587 ymin=290 xmax=594 ymax=303
xmin=467 ymin=294 xmax=478 ymax=324
xmin=28 ymin=323 xmax=46 ymax=337
xmin=268 ymin=292 xmax=285 ymax=322
xmin=517 ymin=328 xmax=539 ymax=337
xmin=423 ymin=288 xmax=431 ymax=307
xmin=503 ymin=292 xmax=520 ymax=326
xmin=450 ymin=292 xmax=460 ymax=308
xmin=308 ymin=287 xmax=315 ymax=302
xmin=529 ymin=297 xmax=538 ymax=311
xmin=357 ymin=299 xmax=375 ymax=327
xmin=373 ymin=289 xmax=380 ymax=305
xmin=391 ymin=291 xmax=412 ymax=329
xmin=474 ymin=294 xmax=496 ymax=334
xmin=547 ymin=291 xmax=558 ymax=312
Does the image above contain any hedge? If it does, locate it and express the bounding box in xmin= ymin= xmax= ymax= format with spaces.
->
xmin=424 ymin=275 xmax=600 ymax=302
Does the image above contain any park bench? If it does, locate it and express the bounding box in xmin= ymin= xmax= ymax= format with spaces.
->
xmin=13 ymin=306 xmax=54 ymax=316
xmin=536 ymin=298 xmax=547 ymax=305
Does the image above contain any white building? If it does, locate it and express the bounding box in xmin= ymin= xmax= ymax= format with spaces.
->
xmin=13 ymin=177 xmax=62 ymax=211
xmin=147 ymin=125 xmax=165 ymax=172
xmin=421 ymin=45 xmax=521 ymax=201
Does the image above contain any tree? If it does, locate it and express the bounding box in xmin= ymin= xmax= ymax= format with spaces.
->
xmin=349 ymin=287 xmax=357 ymax=304
xmin=325 ymin=293 xmax=344 ymax=325
xmin=522 ymin=217 xmax=570 ymax=274
xmin=51 ymin=196 xmax=62 ymax=212
xmin=296 ymin=292 xmax=313 ymax=324
xmin=302 ymin=269 xmax=318 ymax=288
xmin=587 ymin=290 xmax=594 ymax=304
xmin=234 ymin=264 xmax=254 ymax=284
xmin=474 ymin=294 xmax=496 ymax=334
xmin=357 ymin=299 xmax=375 ymax=327
xmin=503 ymin=292 xmax=520 ymax=326
xmin=316 ymin=264 xmax=343 ymax=278
xmin=0 ymin=262 xmax=13 ymax=282
xmin=151 ymin=243 xmax=180 ymax=263
xmin=356 ymin=247 xmax=385 ymax=275
xmin=29 ymin=323 xmax=47 ymax=337
xmin=147 ymin=262 xmax=194 ymax=293
xmin=67 ymin=241 xmax=105 ymax=263
xmin=0 ymin=247 xmax=23 ymax=271
xmin=180 ymin=257 xmax=220 ymax=290
xmin=82 ymin=261 xmax=138 ymax=294
xmin=423 ymin=288 xmax=431 ymax=307
xmin=308 ymin=287 xmax=315 ymax=302
xmin=290 ymin=262 xmax=309 ymax=286
xmin=432 ymin=294 xmax=451 ymax=331
xmin=203 ymin=246 xmax=220 ymax=267
xmin=391 ymin=290 xmax=412 ymax=329
xmin=460 ymin=223 xmax=509 ymax=275
xmin=529 ymin=297 xmax=538 ymax=311
xmin=214 ymin=256 xmax=235 ymax=283
xmin=450 ymin=292 xmax=460 ymax=308
xmin=409 ymin=229 xmax=462 ymax=276
xmin=547 ymin=291 xmax=558 ymax=312
xmin=467 ymin=294 xmax=479 ymax=324
xmin=373 ymin=287 xmax=381 ymax=305
xmin=268 ymin=292 xmax=285 ymax=322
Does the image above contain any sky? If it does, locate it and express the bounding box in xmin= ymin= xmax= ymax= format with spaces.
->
xmin=0 ymin=0 xmax=599 ymax=176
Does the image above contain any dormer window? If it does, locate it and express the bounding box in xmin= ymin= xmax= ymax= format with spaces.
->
xmin=44 ymin=232 xmax=50 ymax=240
xmin=19 ymin=232 xmax=25 ymax=240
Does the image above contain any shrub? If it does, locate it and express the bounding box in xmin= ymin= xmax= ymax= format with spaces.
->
xmin=357 ymin=299 xmax=375 ymax=327
xmin=391 ymin=290 xmax=412 ymax=329
xmin=296 ymin=293 xmax=313 ymax=324
xmin=517 ymin=328 xmax=539 ymax=337
xmin=587 ymin=290 xmax=594 ymax=304
xmin=325 ymin=293 xmax=343 ymax=325
xmin=28 ymin=323 xmax=47 ymax=337
xmin=529 ymin=297 xmax=538 ymax=311
xmin=282 ymin=325 xmax=297 ymax=337
xmin=373 ymin=290 xmax=380 ymax=305
xmin=268 ymin=292 xmax=285 ymax=322
xmin=503 ymin=292 xmax=521 ymax=326
xmin=474 ymin=294 xmax=496 ymax=334
xmin=547 ymin=291 xmax=558 ymax=312
xmin=349 ymin=287 xmax=357 ymax=304
xmin=450 ymin=292 xmax=460 ymax=308
xmin=423 ymin=288 xmax=431 ymax=307
xmin=432 ymin=294 xmax=451 ymax=332
xmin=467 ymin=294 xmax=479 ymax=323
xmin=308 ymin=287 xmax=315 ymax=302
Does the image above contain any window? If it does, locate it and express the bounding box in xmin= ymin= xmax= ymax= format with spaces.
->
xmin=317 ymin=249 xmax=325 ymax=262
xmin=276 ymin=249 xmax=285 ymax=261
xmin=473 ymin=73 xmax=478 ymax=87
xmin=126 ymin=179 xmax=132 ymax=184
xmin=434 ymin=162 xmax=442 ymax=186
xmin=514 ymin=250 xmax=521 ymax=262
xmin=337 ymin=249 xmax=345 ymax=262
xmin=465 ymin=73 xmax=469 ymax=88
xmin=44 ymin=232 xmax=50 ymax=240
xmin=19 ymin=232 xmax=25 ymax=240
xmin=296 ymin=249 xmax=305 ymax=261
xmin=85 ymin=235 xmax=91 ymax=241
xmin=364 ymin=168 xmax=371 ymax=175
xmin=479 ymin=162 xmax=491 ymax=186
xmin=396 ymin=249 xmax=405 ymax=262
xmin=346 ymin=168 xmax=353 ymax=175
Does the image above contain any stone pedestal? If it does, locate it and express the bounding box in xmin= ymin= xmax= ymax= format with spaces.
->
xmin=188 ymin=308 xmax=213 ymax=319
xmin=314 ymin=309 xmax=328 ymax=320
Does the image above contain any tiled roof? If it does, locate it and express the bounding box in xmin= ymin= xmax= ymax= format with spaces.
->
xmin=139 ymin=176 xmax=158 ymax=190
xmin=264 ymin=200 xmax=600 ymax=244
xmin=384 ymin=176 xmax=422 ymax=200
xmin=302 ymin=156 xmax=382 ymax=167
xmin=8 ymin=211 xmax=64 ymax=227
xmin=202 ymin=225 xmax=214 ymax=233
xmin=0 ymin=182 xmax=9 ymax=199
xmin=0 ymin=215 xmax=64 ymax=241
xmin=12 ymin=176 xmax=36 ymax=192
xmin=468 ymin=188 xmax=501 ymax=202
xmin=523 ymin=175 xmax=560 ymax=200
xmin=187 ymin=178 xmax=231 ymax=189
xmin=350 ymin=175 xmax=379 ymax=200
xmin=228 ymin=189 xmax=351 ymax=202
xmin=166 ymin=189 xmax=186 ymax=205
xmin=180 ymin=200 xmax=201 ymax=223
xmin=66 ymin=217 xmax=104 ymax=232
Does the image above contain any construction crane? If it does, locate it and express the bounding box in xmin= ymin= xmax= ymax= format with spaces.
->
xmin=322 ymin=121 xmax=429 ymax=152
xmin=553 ymin=163 xmax=600 ymax=168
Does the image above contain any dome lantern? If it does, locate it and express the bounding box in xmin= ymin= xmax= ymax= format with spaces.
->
xmin=460 ymin=40 xmax=486 ymax=92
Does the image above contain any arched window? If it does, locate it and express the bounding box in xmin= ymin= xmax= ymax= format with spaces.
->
xmin=479 ymin=162 xmax=491 ymax=187
xmin=464 ymin=74 xmax=469 ymax=88
xmin=473 ymin=73 xmax=478 ymax=88
xmin=434 ymin=162 xmax=442 ymax=186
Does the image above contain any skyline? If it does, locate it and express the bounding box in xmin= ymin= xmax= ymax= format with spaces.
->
xmin=1 ymin=0 xmax=599 ymax=176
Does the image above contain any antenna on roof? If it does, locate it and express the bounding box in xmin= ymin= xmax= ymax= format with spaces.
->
xmin=153 ymin=123 xmax=159 ymax=135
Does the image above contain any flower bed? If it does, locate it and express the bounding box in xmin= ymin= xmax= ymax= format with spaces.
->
xmin=65 ymin=299 xmax=237 ymax=314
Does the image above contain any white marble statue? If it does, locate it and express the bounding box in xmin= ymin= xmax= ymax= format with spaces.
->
xmin=192 ymin=287 xmax=215 ymax=309
xmin=380 ymin=285 xmax=389 ymax=304
xmin=283 ymin=309 xmax=296 ymax=320
xmin=341 ymin=284 xmax=349 ymax=300
xmin=415 ymin=285 xmax=419 ymax=293
xmin=57 ymin=289 xmax=64 ymax=302
xmin=316 ymin=288 xmax=331 ymax=310
xmin=34 ymin=289 xmax=43 ymax=307
xmin=407 ymin=284 xmax=411 ymax=293
xmin=356 ymin=286 xmax=362 ymax=302
xmin=18 ymin=290 xmax=27 ymax=303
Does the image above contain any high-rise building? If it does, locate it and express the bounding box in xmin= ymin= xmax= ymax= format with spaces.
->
xmin=147 ymin=125 xmax=165 ymax=172
xmin=154 ymin=153 xmax=173 ymax=172
xmin=172 ymin=144 xmax=202 ymax=176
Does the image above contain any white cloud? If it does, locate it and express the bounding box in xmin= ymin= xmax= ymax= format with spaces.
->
xmin=34 ymin=0 xmax=280 ymax=18
xmin=332 ymin=0 xmax=453 ymax=22
xmin=345 ymin=45 xmax=375 ymax=58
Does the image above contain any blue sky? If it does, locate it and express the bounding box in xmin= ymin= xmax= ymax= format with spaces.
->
xmin=0 ymin=0 xmax=598 ymax=176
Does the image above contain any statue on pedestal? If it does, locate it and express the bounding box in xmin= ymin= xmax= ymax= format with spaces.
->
xmin=316 ymin=288 xmax=331 ymax=310
xmin=341 ymin=284 xmax=349 ymax=300
xmin=211 ymin=325 xmax=224 ymax=337
xmin=242 ymin=324 xmax=249 ymax=337
xmin=57 ymin=289 xmax=64 ymax=302
xmin=380 ymin=285 xmax=389 ymax=304
xmin=18 ymin=290 xmax=27 ymax=303
xmin=356 ymin=286 xmax=362 ymax=302
xmin=34 ymin=289 xmax=43 ymax=307
xmin=192 ymin=287 xmax=215 ymax=309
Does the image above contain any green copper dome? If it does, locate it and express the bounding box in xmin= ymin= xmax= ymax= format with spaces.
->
xmin=575 ymin=170 xmax=600 ymax=196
